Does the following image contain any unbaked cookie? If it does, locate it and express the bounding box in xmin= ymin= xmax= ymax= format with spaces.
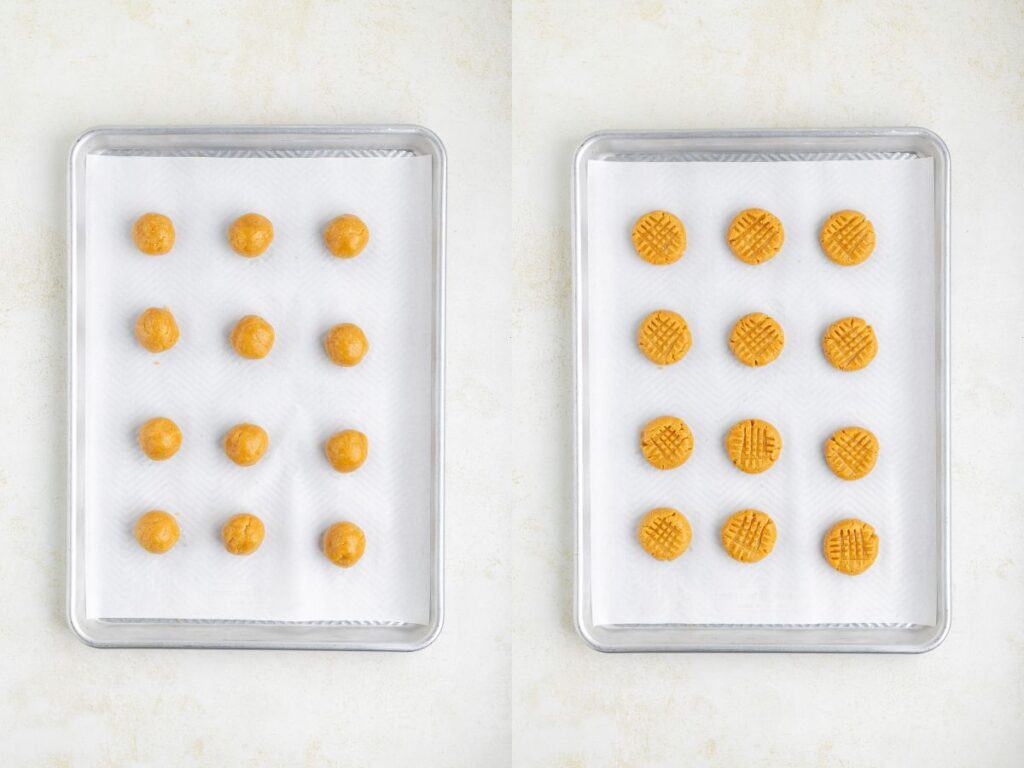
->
xmin=230 ymin=314 xmax=275 ymax=359
xmin=631 ymin=210 xmax=686 ymax=265
xmin=640 ymin=415 xmax=694 ymax=470
xmin=228 ymin=213 xmax=274 ymax=257
xmin=725 ymin=418 xmax=781 ymax=474
xmin=132 ymin=213 xmax=175 ymax=255
xmin=322 ymin=521 xmax=366 ymax=568
xmin=134 ymin=307 xmax=179 ymax=353
xmin=822 ymin=316 xmax=877 ymax=371
xmin=721 ymin=509 xmax=777 ymax=563
xmin=134 ymin=510 xmax=180 ymax=554
xmin=325 ymin=429 xmax=368 ymax=473
xmin=727 ymin=208 xmax=784 ymax=265
xmin=221 ymin=513 xmax=265 ymax=555
xmin=637 ymin=507 xmax=692 ymax=561
xmin=823 ymin=518 xmax=879 ymax=575
xmin=825 ymin=426 xmax=879 ymax=480
xmin=637 ymin=309 xmax=692 ymax=365
xmin=729 ymin=312 xmax=784 ymax=367
xmin=324 ymin=323 xmax=368 ymax=366
xmin=820 ymin=210 xmax=875 ymax=266
xmin=223 ymin=423 xmax=269 ymax=466
xmin=138 ymin=417 xmax=182 ymax=461
xmin=324 ymin=214 xmax=370 ymax=258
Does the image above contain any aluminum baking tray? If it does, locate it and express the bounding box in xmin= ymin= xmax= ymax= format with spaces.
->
xmin=68 ymin=125 xmax=445 ymax=650
xmin=573 ymin=128 xmax=950 ymax=652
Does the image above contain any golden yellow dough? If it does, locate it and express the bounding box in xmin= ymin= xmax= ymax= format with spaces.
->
xmin=721 ymin=509 xmax=777 ymax=563
xmin=230 ymin=314 xmax=275 ymax=359
xmin=134 ymin=510 xmax=180 ymax=554
xmin=727 ymin=208 xmax=784 ymax=265
xmin=134 ymin=307 xmax=180 ymax=353
xmin=132 ymin=213 xmax=175 ymax=255
xmin=640 ymin=415 xmax=693 ymax=470
xmin=228 ymin=213 xmax=274 ymax=257
xmin=823 ymin=518 xmax=879 ymax=575
xmin=223 ymin=423 xmax=269 ymax=466
xmin=325 ymin=429 xmax=368 ymax=473
xmin=324 ymin=214 xmax=370 ymax=258
xmin=725 ymin=418 xmax=782 ymax=474
xmin=631 ymin=210 xmax=686 ymax=265
xmin=221 ymin=513 xmax=265 ymax=555
xmin=138 ymin=417 xmax=182 ymax=461
xmin=324 ymin=323 xmax=369 ymax=366
xmin=822 ymin=316 xmax=877 ymax=371
xmin=637 ymin=309 xmax=692 ymax=365
xmin=637 ymin=507 xmax=692 ymax=561
xmin=820 ymin=210 xmax=875 ymax=266
xmin=322 ymin=521 xmax=366 ymax=568
xmin=729 ymin=312 xmax=784 ymax=367
xmin=825 ymin=426 xmax=879 ymax=480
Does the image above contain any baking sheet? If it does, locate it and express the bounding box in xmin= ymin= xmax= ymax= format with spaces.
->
xmin=586 ymin=156 xmax=937 ymax=627
xmin=82 ymin=153 xmax=433 ymax=624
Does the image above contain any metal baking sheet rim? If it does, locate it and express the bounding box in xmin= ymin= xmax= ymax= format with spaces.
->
xmin=572 ymin=127 xmax=951 ymax=653
xmin=66 ymin=125 xmax=446 ymax=651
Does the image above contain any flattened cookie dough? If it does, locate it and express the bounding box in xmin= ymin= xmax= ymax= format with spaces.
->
xmin=631 ymin=210 xmax=686 ymax=265
xmin=324 ymin=214 xmax=370 ymax=258
xmin=637 ymin=309 xmax=692 ymax=365
xmin=640 ymin=415 xmax=694 ymax=470
xmin=221 ymin=513 xmax=265 ymax=555
xmin=324 ymin=323 xmax=368 ymax=367
xmin=825 ymin=426 xmax=879 ymax=480
xmin=727 ymin=208 xmax=784 ymax=265
xmin=823 ymin=518 xmax=879 ymax=575
xmin=134 ymin=510 xmax=180 ymax=554
xmin=132 ymin=213 xmax=175 ymax=255
xmin=721 ymin=509 xmax=777 ymax=563
xmin=223 ymin=423 xmax=269 ymax=466
xmin=322 ymin=521 xmax=366 ymax=568
xmin=823 ymin=316 xmax=877 ymax=371
xmin=820 ymin=210 xmax=875 ymax=266
xmin=230 ymin=314 xmax=275 ymax=359
xmin=725 ymin=418 xmax=781 ymax=474
xmin=325 ymin=429 xmax=368 ymax=473
xmin=135 ymin=307 xmax=180 ymax=353
xmin=729 ymin=312 xmax=784 ymax=367
xmin=138 ymin=417 xmax=182 ymax=461
xmin=228 ymin=213 xmax=274 ymax=257
xmin=637 ymin=507 xmax=692 ymax=561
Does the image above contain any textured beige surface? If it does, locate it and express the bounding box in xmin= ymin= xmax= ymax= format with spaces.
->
xmin=0 ymin=0 xmax=1021 ymax=765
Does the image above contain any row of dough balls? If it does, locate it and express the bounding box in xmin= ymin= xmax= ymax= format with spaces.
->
xmin=637 ymin=508 xmax=879 ymax=575
xmin=135 ymin=308 xmax=368 ymax=365
xmin=638 ymin=309 xmax=878 ymax=371
xmin=132 ymin=212 xmax=370 ymax=259
xmin=139 ymin=418 xmax=368 ymax=473
xmin=641 ymin=416 xmax=879 ymax=480
xmin=133 ymin=510 xmax=365 ymax=567
xmin=631 ymin=208 xmax=875 ymax=267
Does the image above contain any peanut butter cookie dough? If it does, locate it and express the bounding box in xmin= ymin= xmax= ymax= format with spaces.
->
xmin=221 ymin=513 xmax=265 ymax=555
xmin=820 ymin=210 xmax=875 ymax=266
xmin=825 ymin=426 xmax=879 ymax=480
xmin=637 ymin=309 xmax=692 ymax=365
xmin=640 ymin=415 xmax=693 ymax=470
xmin=228 ymin=213 xmax=274 ymax=257
xmin=322 ymin=521 xmax=366 ymax=568
xmin=138 ymin=417 xmax=182 ymax=461
xmin=637 ymin=507 xmax=692 ymax=561
xmin=725 ymin=418 xmax=781 ymax=474
xmin=822 ymin=316 xmax=877 ymax=371
xmin=134 ymin=307 xmax=180 ymax=353
xmin=631 ymin=210 xmax=686 ymax=265
xmin=727 ymin=208 xmax=784 ymax=265
xmin=134 ymin=510 xmax=180 ymax=554
xmin=324 ymin=323 xmax=368 ymax=366
xmin=823 ymin=518 xmax=879 ymax=575
xmin=132 ymin=213 xmax=175 ymax=255
xmin=729 ymin=312 xmax=784 ymax=367
xmin=223 ymin=423 xmax=269 ymax=466
xmin=325 ymin=429 xmax=368 ymax=473
xmin=324 ymin=214 xmax=370 ymax=258
xmin=230 ymin=314 xmax=275 ymax=359
xmin=721 ymin=509 xmax=777 ymax=563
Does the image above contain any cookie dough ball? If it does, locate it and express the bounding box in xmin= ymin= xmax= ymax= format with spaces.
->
xmin=727 ymin=208 xmax=784 ymax=265
xmin=729 ymin=312 xmax=784 ymax=367
xmin=138 ymin=417 xmax=182 ymax=461
xmin=721 ymin=509 xmax=777 ymax=563
xmin=221 ymin=513 xmax=265 ymax=555
xmin=230 ymin=314 xmax=275 ymax=359
xmin=825 ymin=426 xmax=879 ymax=480
xmin=325 ymin=429 xmax=367 ymax=473
xmin=323 ymin=214 xmax=370 ymax=258
xmin=637 ymin=507 xmax=692 ymax=561
xmin=324 ymin=323 xmax=368 ymax=367
xmin=725 ymin=418 xmax=782 ymax=474
xmin=134 ymin=307 xmax=180 ymax=353
xmin=134 ymin=510 xmax=180 ymax=554
xmin=223 ymin=423 xmax=269 ymax=466
xmin=823 ymin=518 xmax=879 ymax=575
xmin=822 ymin=316 xmax=877 ymax=371
xmin=637 ymin=309 xmax=692 ymax=365
xmin=322 ymin=521 xmax=366 ymax=568
xmin=640 ymin=415 xmax=693 ymax=470
xmin=228 ymin=213 xmax=274 ymax=257
xmin=132 ymin=213 xmax=175 ymax=255
xmin=820 ymin=210 xmax=875 ymax=266
xmin=631 ymin=210 xmax=686 ymax=265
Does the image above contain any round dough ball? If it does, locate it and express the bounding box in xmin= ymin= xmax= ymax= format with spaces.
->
xmin=637 ymin=507 xmax=692 ymax=561
xmin=228 ymin=213 xmax=274 ymax=257
xmin=223 ymin=423 xmax=269 ymax=466
xmin=322 ymin=521 xmax=366 ymax=568
xmin=323 ymin=214 xmax=369 ymax=258
xmin=324 ymin=429 xmax=367 ymax=473
xmin=324 ymin=323 xmax=368 ymax=366
xmin=132 ymin=212 xmax=175 ymax=255
xmin=134 ymin=510 xmax=180 ymax=554
xmin=221 ymin=513 xmax=265 ymax=555
xmin=230 ymin=315 xmax=275 ymax=359
xmin=138 ymin=417 xmax=182 ymax=461
xmin=134 ymin=307 xmax=180 ymax=353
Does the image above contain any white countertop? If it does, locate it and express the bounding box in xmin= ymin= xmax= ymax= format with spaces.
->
xmin=1 ymin=1 xmax=1021 ymax=765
